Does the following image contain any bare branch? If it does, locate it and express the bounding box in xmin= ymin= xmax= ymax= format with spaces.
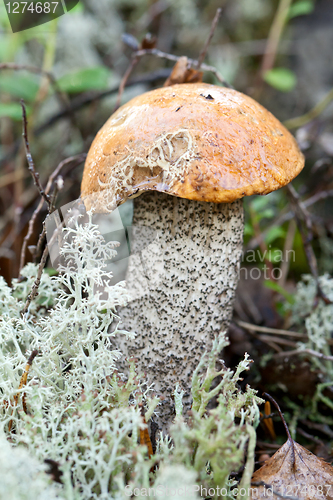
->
xmin=0 ymin=63 xmax=71 ymax=117
xmin=19 ymin=153 xmax=86 ymax=273
xmin=20 ymin=100 xmax=51 ymax=209
xmin=196 ymin=8 xmax=222 ymax=69
xmin=263 ymin=393 xmax=294 ymax=458
xmin=21 ymin=237 xmax=49 ymax=316
xmin=283 ymin=86 xmax=333 ymax=129
xmin=32 ymin=69 xmax=171 ymax=136
xmin=246 ymin=188 xmax=333 ymax=251
xmin=113 ymin=55 xmax=140 ymax=112
xmin=286 ymin=184 xmax=332 ymax=304
xmin=237 ymin=320 xmax=307 ymax=339
xmin=260 ymin=0 xmax=292 ymax=74
xmin=133 ymin=48 xmax=233 ymax=88
xmin=273 ymin=348 xmax=333 ymax=362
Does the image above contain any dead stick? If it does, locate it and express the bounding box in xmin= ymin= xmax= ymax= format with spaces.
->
xmin=273 ymin=348 xmax=333 ymax=362
xmin=0 ymin=63 xmax=72 ymax=120
xmin=113 ymin=56 xmax=140 ymax=112
xmin=263 ymin=393 xmax=296 ymax=468
xmin=237 ymin=320 xmax=307 ymax=339
xmin=9 ymin=350 xmax=38 ymax=432
xmin=196 ymin=8 xmax=222 ymax=69
xmin=20 ymin=100 xmax=51 ymax=209
xmin=19 ymin=153 xmax=86 ymax=272
xmin=134 ymin=48 xmax=233 ymax=88
xmin=286 ymin=184 xmax=332 ymax=304
xmin=21 ymin=240 xmax=49 ymax=316
xmin=246 ymin=188 xmax=333 ymax=251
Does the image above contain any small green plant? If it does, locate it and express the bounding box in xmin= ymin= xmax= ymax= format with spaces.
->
xmin=0 ymin=214 xmax=262 ymax=499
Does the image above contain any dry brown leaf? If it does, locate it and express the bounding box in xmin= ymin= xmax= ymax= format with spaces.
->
xmin=251 ymin=438 xmax=333 ymax=499
xmin=163 ymin=56 xmax=203 ymax=87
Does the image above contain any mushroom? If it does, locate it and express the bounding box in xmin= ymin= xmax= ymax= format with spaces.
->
xmin=81 ymin=83 xmax=304 ymax=431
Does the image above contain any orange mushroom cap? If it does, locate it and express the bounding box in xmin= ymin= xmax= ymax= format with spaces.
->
xmin=81 ymin=83 xmax=304 ymax=212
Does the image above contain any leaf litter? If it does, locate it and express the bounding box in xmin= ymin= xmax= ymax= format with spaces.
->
xmin=251 ymin=394 xmax=333 ymax=499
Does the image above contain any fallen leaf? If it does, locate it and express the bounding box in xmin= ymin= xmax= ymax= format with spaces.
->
xmin=251 ymin=438 xmax=333 ymax=499
xmin=164 ymin=57 xmax=203 ymax=87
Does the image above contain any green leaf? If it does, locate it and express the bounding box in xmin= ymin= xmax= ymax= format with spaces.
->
xmin=244 ymin=222 xmax=254 ymax=236
xmin=264 ymin=226 xmax=286 ymax=245
xmin=0 ymin=40 xmax=11 ymax=62
xmin=44 ymin=268 xmax=58 ymax=277
xmin=263 ymin=68 xmax=297 ymax=93
xmin=288 ymin=1 xmax=314 ymax=19
xmin=264 ymin=280 xmax=295 ymax=304
xmin=251 ymin=196 xmax=272 ymax=212
xmin=258 ymin=208 xmax=275 ymax=220
xmin=0 ymin=74 xmax=39 ymax=101
xmin=0 ymin=102 xmax=31 ymax=120
xmin=66 ymin=2 xmax=84 ymax=13
xmin=57 ymin=66 xmax=112 ymax=94
xmin=266 ymin=247 xmax=283 ymax=263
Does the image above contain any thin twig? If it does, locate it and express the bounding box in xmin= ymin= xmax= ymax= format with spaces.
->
xmin=278 ymin=219 xmax=296 ymax=288
xmin=33 ymin=69 xmax=171 ymax=136
xmin=299 ymin=419 xmax=333 ymax=439
xmin=286 ymin=184 xmax=332 ymax=304
xmin=273 ymin=349 xmax=333 ymax=362
xmin=260 ymin=0 xmax=292 ymax=74
xmin=47 ymin=153 xmax=86 ymax=190
xmin=246 ymin=188 xmax=333 ymax=251
xmin=19 ymin=153 xmax=86 ymax=272
xmin=263 ymin=393 xmax=296 ymax=468
xmin=114 ymin=30 xmax=231 ymax=112
xmin=237 ymin=320 xmax=307 ymax=339
xmin=133 ymin=48 xmax=233 ymax=88
xmin=21 ymin=195 xmax=70 ymax=315
xmin=0 ymin=63 xmax=71 ymax=117
xmin=0 ymin=169 xmax=29 ymax=189
xmin=256 ymin=441 xmax=281 ymax=449
xmin=287 ymin=184 xmax=312 ymax=233
xmin=20 ymin=100 xmax=51 ymax=209
xmin=251 ymin=334 xmax=297 ymax=348
xmin=263 ymin=393 xmax=292 ymax=442
xmin=303 ymin=189 xmax=333 ymax=208
xmin=196 ymin=8 xmax=222 ymax=69
xmin=261 ymin=412 xmax=276 ymax=420
xmin=283 ymin=87 xmax=333 ymax=129
xmin=0 ymin=69 xmax=171 ymax=171
xmin=8 ymin=350 xmax=38 ymax=432
xmin=113 ymin=55 xmax=140 ymax=112
xmin=21 ymin=240 xmax=49 ymax=316
xmin=249 ymin=204 xmax=274 ymax=279
xmin=296 ymin=427 xmax=324 ymax=446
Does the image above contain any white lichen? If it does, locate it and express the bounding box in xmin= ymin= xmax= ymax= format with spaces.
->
xmin=0 ymin=212 xmax=262 ymax=499
xmin=0 ymin=431 xmax=63 ymax=500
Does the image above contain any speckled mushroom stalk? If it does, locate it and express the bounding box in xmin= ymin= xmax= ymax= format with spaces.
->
xmin=81 ymin=83 xmax=304 ymax=433
xmin=117 ymin=192 xmax=243 ymax=430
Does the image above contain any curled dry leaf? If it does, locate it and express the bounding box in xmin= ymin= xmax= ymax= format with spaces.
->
xmin=251 ymin=438 xmax=333 ymax=499
xmin=163 ymin=56 xmax=203 ymax=86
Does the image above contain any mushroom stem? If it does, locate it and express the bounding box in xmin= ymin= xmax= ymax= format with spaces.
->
xmin=117 ymin=191 xmax=244 ymax=432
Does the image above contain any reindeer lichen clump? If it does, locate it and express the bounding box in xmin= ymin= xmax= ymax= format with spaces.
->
xmin=0 ymin=215 xmax=262 ymax=499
